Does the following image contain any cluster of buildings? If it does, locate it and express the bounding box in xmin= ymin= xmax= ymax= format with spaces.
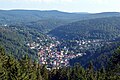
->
xmin=27 ymin=36 xmax=108 ymax=69
xmin=27 ymin=37 xmax=85 ymax=69
xmin=37 ymin=43 xmax=85 ymax=69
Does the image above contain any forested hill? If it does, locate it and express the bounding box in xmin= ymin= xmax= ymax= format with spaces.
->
xmin=0 ymin=10 xmax=89 ymax=33
xmin=0 ymin=10 xmax=120 ymax=23
xmin=0 ymin=24 xmax=53 ymax=60
xmin=25 ymin=19 xmax=70 ymax=33
xmin=0 ymin=10 xmax=89 ymax=19
xmin=49 ymin=17 xmax=120 ymax=40
xmin=0 ymin=10 xmax=120 ymax=33
xmin=70 ymin=41 xmax=120 ymax=69
xmin=0 ymin=10 xmax=89 ymax=24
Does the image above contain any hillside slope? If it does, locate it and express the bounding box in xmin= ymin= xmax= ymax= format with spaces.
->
xmin=49 ymin=17 xmax=120 ymax=40
xmin=0 ymin=24 xmax=53 ymax=59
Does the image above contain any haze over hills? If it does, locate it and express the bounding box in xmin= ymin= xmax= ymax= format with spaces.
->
xmin=0 ymin=10 xmax=120 ymax=33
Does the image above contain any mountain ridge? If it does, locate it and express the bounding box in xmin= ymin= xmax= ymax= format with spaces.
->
xmin=49 ymin=17 xmax=120 ymax=40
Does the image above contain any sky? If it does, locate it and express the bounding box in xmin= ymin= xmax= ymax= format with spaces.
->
xmin=0 ymin=0 xmax=120 ymax=13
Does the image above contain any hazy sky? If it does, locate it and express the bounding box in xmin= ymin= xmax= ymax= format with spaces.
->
xmin=0 ymin=0 xmax=120 ymax=13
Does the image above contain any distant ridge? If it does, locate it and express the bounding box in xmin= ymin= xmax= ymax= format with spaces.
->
xmin=0 ymin=10 xmax=120 ymax=33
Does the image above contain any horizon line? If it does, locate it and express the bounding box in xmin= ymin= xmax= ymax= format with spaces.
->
xmin=0 ymin=9 xmax=120 ymax=14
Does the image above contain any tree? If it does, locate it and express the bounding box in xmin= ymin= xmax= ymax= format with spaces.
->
xmin=86 ymin=61 xmax=95 ymax=80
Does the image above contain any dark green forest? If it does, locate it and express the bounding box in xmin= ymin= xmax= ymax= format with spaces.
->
xmin=49 ymin=17 xmax=120 ymax=40
xmin=0 ymin=46 xmax=120 ymax=80
xmin=70 ymin=41 xmax=120 ymax=69
xmin=0 ymin=24 xmax=53 ymax=60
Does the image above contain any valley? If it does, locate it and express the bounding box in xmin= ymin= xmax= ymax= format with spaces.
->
xmin=0 ymin=10 xmax=120 ymax=80
xmin=0 ymin=10 xmax=120 ymax=69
